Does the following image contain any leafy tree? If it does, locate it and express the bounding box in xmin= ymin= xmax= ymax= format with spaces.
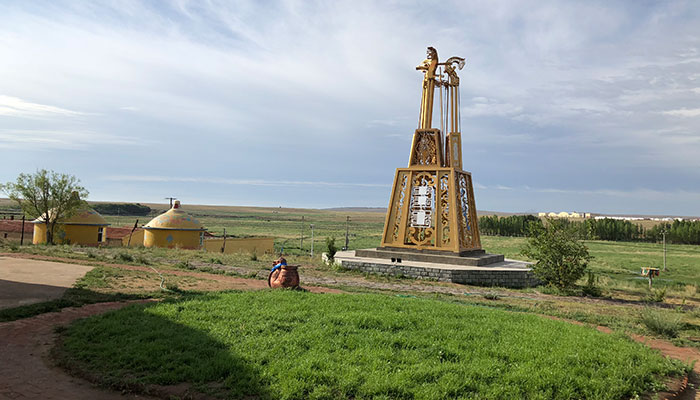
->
xmin=1 ymin=170 xmax=88 ymax=244
xmin=522 ymin=218 xmax=591 ymax=289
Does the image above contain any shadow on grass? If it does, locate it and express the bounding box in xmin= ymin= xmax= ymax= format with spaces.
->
xmin=54 ymin=293 xmax=269 ymax=399
xmin=0 ymin=285 xmax=151 ymax=322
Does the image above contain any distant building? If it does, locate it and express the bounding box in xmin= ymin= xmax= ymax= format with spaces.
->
xmin=32 ymin=208 xmax=109 ymax=246
xmin=142 ymin=201 xmax=206 ymax=249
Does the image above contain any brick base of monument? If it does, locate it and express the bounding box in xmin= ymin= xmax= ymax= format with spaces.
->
xmin=334 ymin=249 xmax=540 ymax=288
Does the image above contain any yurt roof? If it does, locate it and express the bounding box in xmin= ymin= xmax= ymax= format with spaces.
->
xmin=32 ymin=208 xmax=109 ymax=226
xmin=143 ymin=201 xmax=205 ymax=231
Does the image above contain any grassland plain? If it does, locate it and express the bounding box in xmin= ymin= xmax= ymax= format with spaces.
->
xmin=97 ymin=203 xmax=700 ymax=292
xmin=57 ymin=290 xmax=685 ymax=400
xmin=3 ymin=204 xmax=700 ymax=332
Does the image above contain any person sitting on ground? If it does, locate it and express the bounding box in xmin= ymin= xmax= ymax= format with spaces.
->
xmin=271 ymin=256 xmax=287 ymax=273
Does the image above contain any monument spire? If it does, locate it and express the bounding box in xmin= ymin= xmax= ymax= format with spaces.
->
xmin=381 ymin=47 xmax=481 ymax=253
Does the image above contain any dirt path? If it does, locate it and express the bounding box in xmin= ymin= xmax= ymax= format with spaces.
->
xmin=0 ymin=300 xmax=157 ymax=400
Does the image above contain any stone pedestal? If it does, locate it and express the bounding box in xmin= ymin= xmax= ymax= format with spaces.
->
xmin=335 ymin=249 xmax=539 ymax=288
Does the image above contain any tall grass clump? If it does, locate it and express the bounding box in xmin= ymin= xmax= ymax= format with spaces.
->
xmin=116 ymin=252 xmax=134 ymax=262
xmin=639 ymin=308 xmax=683 ymax=338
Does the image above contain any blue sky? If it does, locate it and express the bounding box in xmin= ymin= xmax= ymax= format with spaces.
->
xmin=1 ymin=1 xmax=699 ymax=215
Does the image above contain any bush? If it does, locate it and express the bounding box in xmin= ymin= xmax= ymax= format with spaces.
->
xmin=326 ymin=237 xmax=337 ymax=260
xmin=174 ymin=260 xmax=194 ymax=270
xmin=250 ymin=252 xmax=258 ymax=261
xmin=117 ymin=252 xmax=134 ymax=262
xmin=521 ymin=218 xmax=591 ymax=289
xmin=135 ymin=255 xmax=150 ymax=265
xmin=483 ymin=292 xmax=501 ymax=300
xmin=639 ymin=308 xmax=682 ymax=338
xmin=645 ymin=288 xmax=667 ymax=303
xmin=582 ymin=271 xmax=602 ymax=297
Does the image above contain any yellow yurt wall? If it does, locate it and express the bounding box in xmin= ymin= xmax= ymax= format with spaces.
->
xmin=33 ymin=223 xmax=105 ymax=246
xmin=143 ymin=229 xmax=203 ymax=249
xmin=142 ymin=201 xmax=205 ymax=249
xmin=122 ymin=229 xmax=145 ymax=247
xmin=32 ymin=223 xmax=47 ymax=245
xmin=32 ymin=206 xmax=108 ymax=246
xmin=61 ymin=225 xmax=105 ymax=246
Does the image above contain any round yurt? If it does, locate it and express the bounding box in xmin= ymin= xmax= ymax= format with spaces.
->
xmin=32 ymin=208 xmax=109 ymax=246
xmin=142 ymin=201 xmax=205 ymax=249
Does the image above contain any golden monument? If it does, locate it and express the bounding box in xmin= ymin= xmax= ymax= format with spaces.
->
xmin=343 ymin=48 xmax=535 ymax=286
xmin=380 ymin=47 xmax=481 ymax=254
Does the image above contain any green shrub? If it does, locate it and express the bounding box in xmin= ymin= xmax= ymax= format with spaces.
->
xmin=116 ymin=252 xmax=134 ymax=262
xmin=521 ymin=218 xmax=591 ymax=289
xmin=250 ymin=252 xmax=258 ymax=261
xmin=135 ymin=255 xmax=150 ymax=265
xmin=645 ymin=288 xmax=667 ymax=303
xmin=326 ymin=237 xmax=337 ymax=260
xmin=174 ymin=260 xmax=194 ymax=270
xmin=582 ymin=271 xmax=602 ymax=297
xmin=483 ymin=292 xmax=501 ymax=300
xmin=639 ymin=308 xmax=682 ymax=338
xmin=165 ymin=282 xmax=180 ymax=292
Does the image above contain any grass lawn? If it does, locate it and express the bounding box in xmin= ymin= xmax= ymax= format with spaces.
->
xmin=58 ymin=291 xmax=685 ymax=400
xmin=482 ymin=236 xmax=700 ymax=294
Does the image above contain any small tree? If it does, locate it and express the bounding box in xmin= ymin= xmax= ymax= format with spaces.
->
xmin=325 ymin=237 xmax=337 ymax=260
xmin=522 ymin=218 xmax=591 ymax=289
xmin=1 ymin=170 xmax=88 ymax=244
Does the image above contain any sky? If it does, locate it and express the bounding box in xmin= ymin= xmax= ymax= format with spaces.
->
xmin=0 ymin=1 xmax=699 ymax=215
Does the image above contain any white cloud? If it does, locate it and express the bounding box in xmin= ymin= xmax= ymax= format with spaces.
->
xmin=661 ymin=108 xmax=700 ymax=117
xmin=0 ymin=129 xmax=150 ymax=150
xmin=0 ymin=95 xmax=84 ymax=118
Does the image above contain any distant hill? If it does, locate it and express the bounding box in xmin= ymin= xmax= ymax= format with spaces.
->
xmin=323 ymin=207 xmax=387 ymax=213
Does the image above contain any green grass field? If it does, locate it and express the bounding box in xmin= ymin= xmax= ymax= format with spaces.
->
xmin=58 ymin=290 xmax=685 ymax=400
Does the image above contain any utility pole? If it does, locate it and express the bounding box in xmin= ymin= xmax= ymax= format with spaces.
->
xmin=127 ymin=219 xmax=139 ymax=247
xmin=310 ymin=224 xmax=315 ymax=257
xmin=300 ymin=216 xmax=304 ymax=250
xmin=344 ymin=216 xmax=350 ymax=250
xmin=662 ymin=229 xmax=667 ymax=271
xmin=20 ymin=214 xmax=25 ymax=246
xmin=164 ymin=197 xmax=177 ymax=208
xmin=222 ymin=228 xmax=227 ymax=253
